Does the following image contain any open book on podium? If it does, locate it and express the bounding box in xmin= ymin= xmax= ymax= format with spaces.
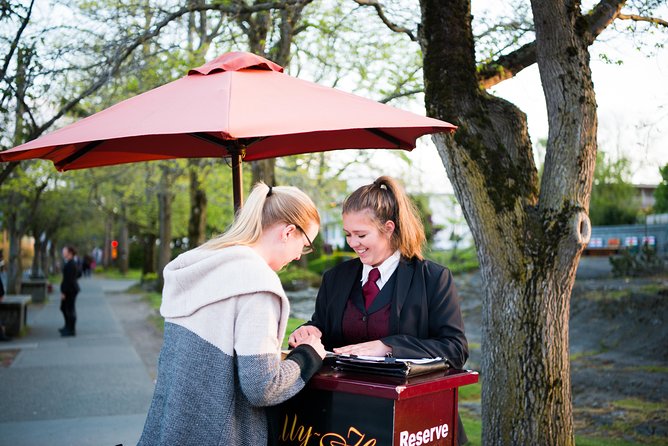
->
xmin=330 ymin=353 xmax=451 ymax=378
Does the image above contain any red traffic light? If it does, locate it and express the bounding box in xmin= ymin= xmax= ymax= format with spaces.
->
xmin=111 ymin=240 xmax=119 ymax=248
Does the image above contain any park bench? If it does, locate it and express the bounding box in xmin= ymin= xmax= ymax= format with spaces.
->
xmin=20 ymin=277 xmax=49 ymax=303
xmin=0 ymin=294 xmax=32 ymax=337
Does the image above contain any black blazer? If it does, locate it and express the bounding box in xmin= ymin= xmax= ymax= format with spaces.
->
xmin=60 ymin=259 xmax=80 ymax=296
xmin=308 ymin=257 xmax=469 ymax=368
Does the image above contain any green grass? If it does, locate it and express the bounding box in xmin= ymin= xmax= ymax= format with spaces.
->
xmin=635 ymin=364 xmax=668 ymax=373
xmin=283 ymin=318 xmax=306 ymax=349
xmin=460 ymin=412 xmax=655 ymax=446
xmin=460 ymin=413 xmax=481 ymax=446
xmin=614 ymin=397 xmax=666 ymax=412
xmin=459 ymin=382 xmax=481 ymax=401
xmin=144 ymin=291 xmax=162 ymax=311
xmin=575 ymin=436 xmax=651 ymax=446
xmin=457 ymin=374 xmax=664 ymax=446
xmin=95 ymin=267 xmax=142 ymax=280
xmin=570 ymin=350 xmax=600 ymax=362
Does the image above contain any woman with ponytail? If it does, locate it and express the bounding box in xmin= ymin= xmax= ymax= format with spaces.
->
xmin=140 ymin=182 xmax=325 ymax=446
xmin=289 ymin=176 xmax=469 ymax=444
xmin=289 ymin=175 xmax=468 ymax=363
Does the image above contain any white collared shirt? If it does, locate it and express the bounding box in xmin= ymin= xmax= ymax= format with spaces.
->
xmin=361 ymin=250 xmax=401 ymax=290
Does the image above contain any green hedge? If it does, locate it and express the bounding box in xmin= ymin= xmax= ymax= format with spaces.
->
xmin=278 ymin=265 xmax=322 ymax=290
xmin=426 ymin=247 xmax=479 ymax=274
xmin=307 ymin=252 xmax=357 ymax=275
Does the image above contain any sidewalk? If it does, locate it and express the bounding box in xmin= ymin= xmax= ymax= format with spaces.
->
xmin=0 ymin=276 xmax=156 ymax=446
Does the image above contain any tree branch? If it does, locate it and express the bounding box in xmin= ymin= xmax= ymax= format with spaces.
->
xmin=28 ymin=0 xmax=314 ymax=141
xmin=478 ymin=0 xmax=666 ymax=88
xmin=380 ymin=88 xmax=423 ymax=104
xmin=0 ymin=162 xmax=20 ymax=185
xmin=583 ymin=0 xmax=626 ymax=44
xmin=352 ymin=0 xmax=417 ymax=41
xmin=0 ymin=0 xmax=34 ymax=81
xmin=617 ymin=13 xmax=668 ymax=28
xmin=478 ymin=41 xmax=536 ymax=90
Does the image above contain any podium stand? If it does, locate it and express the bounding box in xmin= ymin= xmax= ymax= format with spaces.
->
xmin=274 ymin=366 xmax=478 ymax=446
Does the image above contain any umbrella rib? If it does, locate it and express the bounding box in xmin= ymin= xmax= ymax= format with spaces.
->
xmin=189 ymin=132 xmax=264 ymax=155
xmin=54 ymin=140 xmax=105 ymax=170
xmin=365 ymin=128 xmax=412 ymax=149
xmin=189 ymin=132 xmax=234 ymax=152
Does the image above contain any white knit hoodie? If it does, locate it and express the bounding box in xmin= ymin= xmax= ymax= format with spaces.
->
xmin=139 ymin=245 xmax=322 ymax=446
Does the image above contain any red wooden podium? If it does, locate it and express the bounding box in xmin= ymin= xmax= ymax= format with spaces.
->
xmin=274 ymin=366 xmax=479 ymax=446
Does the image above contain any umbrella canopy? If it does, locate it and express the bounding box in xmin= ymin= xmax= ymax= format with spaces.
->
xmin=0 ymin=51 xmax=456 ymax=208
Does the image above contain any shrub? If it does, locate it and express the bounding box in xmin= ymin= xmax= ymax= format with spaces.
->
xmin=610 ymin=244 xmax=665 ymax=277
xmin=426 ymin=247 xmax=479 ymax=274
xmin=278 ymin=265 xmax=322 ymax=290
xmin=307 ymin=252 xmax=356 ymax=275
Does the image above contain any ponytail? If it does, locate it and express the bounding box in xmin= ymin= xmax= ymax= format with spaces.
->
xmin=342 ymin=176 xmax=425 ymax=260
xmin=202 ymin=182 xmax=319 ymax=250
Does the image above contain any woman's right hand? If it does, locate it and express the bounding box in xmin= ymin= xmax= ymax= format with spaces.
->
xmin=288 ymin=325 xmax=322 ymax=348
xmin=296 ymin=334 xmax=326 ymax=359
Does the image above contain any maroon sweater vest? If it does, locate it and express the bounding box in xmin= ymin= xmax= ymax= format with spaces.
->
xmin=341 ymin=270 xmax=397 ymax=344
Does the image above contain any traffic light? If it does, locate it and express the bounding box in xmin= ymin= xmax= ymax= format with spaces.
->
xmin=111 ymin=240 xmax=118 ymax=260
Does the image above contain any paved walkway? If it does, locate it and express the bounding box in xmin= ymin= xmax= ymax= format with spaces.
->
xmin=0 ymin=277 xmax=155 ymax=446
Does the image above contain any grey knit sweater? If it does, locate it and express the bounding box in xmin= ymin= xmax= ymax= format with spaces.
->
xmin=138 ymin=245 xmax=322 ymax=446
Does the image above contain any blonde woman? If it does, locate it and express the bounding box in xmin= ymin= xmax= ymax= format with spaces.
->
xmin=140 ymin=182 xmax=325 ymax=446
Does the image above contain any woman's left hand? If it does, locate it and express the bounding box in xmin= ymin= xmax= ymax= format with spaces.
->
xmin=333 ymin=340 xmax=392 ymax=357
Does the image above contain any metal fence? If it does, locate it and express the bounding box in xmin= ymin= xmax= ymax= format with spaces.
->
xmin=587 ymin=223 xmax=668 ymax=256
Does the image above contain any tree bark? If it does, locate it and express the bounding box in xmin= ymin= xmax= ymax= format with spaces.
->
xmin=251 ymin=159 xmax=276 ymax=186
xmin=142 ymin=233 xmax=156 ymax=276
xmin=6 ymin=212 xmax=22 ymax=295
xmin=157 ymin=165 xmax=174 ymax=291
xmin=103 ymin=217 xmax=112 ymax=268
xmin=420 ymin=0 xmax=596 ymax=444
xmin=30 ymin=234 xmax=44 ymax=278
xmin=48 ymin=239 xmax=57 ymax=276
xmin=187 ymin=160 xmax=208 ymax=247
xmin=119 ymin=216 xmax=129 ymax=275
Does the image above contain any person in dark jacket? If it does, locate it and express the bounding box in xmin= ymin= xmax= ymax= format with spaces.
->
xmin=59 ymin=245 xmax=80 ymax=337
xmin=289 ymin=175 xmax=469 ymax=444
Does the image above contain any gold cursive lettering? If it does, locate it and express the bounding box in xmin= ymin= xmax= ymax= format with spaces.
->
xmin=320 ymin=427 xmax=376 ymax=446
xmin=281 ymin=413 xmax=315 ymax=446
xmin=280 ymin=413 xmax=376 ymax=446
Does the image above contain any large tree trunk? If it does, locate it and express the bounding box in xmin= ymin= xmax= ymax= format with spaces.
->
xmin=420 ymin=0 xmax=595 ymax=444
xmin=119 ymin=216 xmax=129 ymax=274
xmin=188 ymin=160 xmax=208 ymax=247
xmin=103 ymin=217 xmax=112 ymax=268
xmin=142 ymin=233 xmax=157 ymax=276
xmin=48 ymin=239 xmax=57 ymax=276
xmin=157 ymin=166 xmax=174 ymax=291
xmin=6 ymin=212 xmax=23 ymax=295
xmin=30 ymin=234 xmax=44 ymax=278
xmin=251 ymin=159 xmax=276 ymax=186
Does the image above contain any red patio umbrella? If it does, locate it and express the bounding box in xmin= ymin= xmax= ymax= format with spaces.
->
xmin=0 ymin=52 xmax=456 ymax=209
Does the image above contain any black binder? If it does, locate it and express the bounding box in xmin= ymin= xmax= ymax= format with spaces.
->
xmin=333 ymin=355 xmax=450 ymax=378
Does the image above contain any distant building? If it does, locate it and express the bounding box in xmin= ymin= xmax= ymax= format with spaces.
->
xmin=634 ymin=183 xmax=657 ymax=210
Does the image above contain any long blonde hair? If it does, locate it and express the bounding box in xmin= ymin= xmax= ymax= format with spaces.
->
xmin=202 ymin=182 xmax=319 ymax=250
xmin=342 ymin=176 xmax=425 ymax=260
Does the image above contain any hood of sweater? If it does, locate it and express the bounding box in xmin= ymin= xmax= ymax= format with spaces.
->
xmin=160 ymin=245 xmax=287 ymax=318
